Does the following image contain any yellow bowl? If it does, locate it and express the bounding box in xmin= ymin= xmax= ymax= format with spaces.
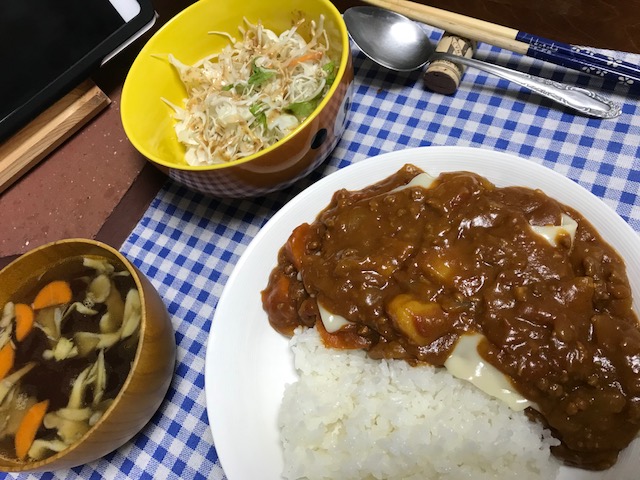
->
xmin=121 ymin=0 xmax=353 ymax=198
xmin=0 ymin=239 xmax=176 ymax=472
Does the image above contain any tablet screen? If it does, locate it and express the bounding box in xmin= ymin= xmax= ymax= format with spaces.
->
xmin=0 ymin=0 xmax=154 ymax=141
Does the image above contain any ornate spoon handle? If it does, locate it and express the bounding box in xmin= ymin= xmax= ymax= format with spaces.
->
xmin=430 ymin=52 xmax=622 ymax=119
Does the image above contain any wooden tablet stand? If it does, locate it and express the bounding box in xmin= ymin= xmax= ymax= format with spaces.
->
xmin=0 ymin=80 xmax=111 ymax=193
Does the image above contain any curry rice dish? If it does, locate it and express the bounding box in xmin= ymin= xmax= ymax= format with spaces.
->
xmin=262 ymin=164 xmax=640 ymax=471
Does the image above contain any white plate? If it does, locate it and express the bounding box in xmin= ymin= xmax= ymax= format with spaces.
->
xmin=205 ymin=146 xmax=640 ymax=480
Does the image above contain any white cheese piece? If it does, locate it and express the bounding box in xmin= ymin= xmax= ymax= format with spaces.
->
xmin=317 ymin=302 xmax=352 ymax=333
xmin=389 ymin=172 xmax=437 ymax=193
xmin=444 ymin=332 xmax=533 ymax=411
xmin=530 ymin=213 xmax=578 ymax=248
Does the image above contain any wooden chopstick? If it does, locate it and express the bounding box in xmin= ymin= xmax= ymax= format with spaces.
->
xmin=362 ymin=0 xmax=527 ymax=54
xmin=361 ymin=0 xmax=640 ymax=86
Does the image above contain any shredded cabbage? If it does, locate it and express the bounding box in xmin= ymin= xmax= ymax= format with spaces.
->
xmin=164 ymin=16 xmax=336 ymax=166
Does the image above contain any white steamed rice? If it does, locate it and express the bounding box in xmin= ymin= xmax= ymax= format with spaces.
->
xmin=279 ymin=327 xmax=561 ymax=480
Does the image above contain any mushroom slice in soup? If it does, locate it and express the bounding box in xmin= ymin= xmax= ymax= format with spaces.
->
xmin=89 ymin=399 xmax=113 ymax=427
xmin=61 ymin=302 xmax=98 ymax=319
xmin=43 ymin=350 xmax=109 ymax=448
xmin=120 ymin=289 xmax=141 ymax=340
xmin=82 ymin=257 xmax=115 ymax=275
xmin=83 ymin=256 xmax=131 ymax=280
xmin=37 ymin=306 xmax=80 ymax=361
xmin=73 ymin=331 xmax=119 ymax=357
xmin=90 ymin=349 xmax=107 ymax=406
xmin=0 ymin=363 xmax=35 ymax=405
xmin=0 ymin=302 xmax=15 ymax=349
xmin=85 ymin=274 xmax=111 ymax=306
xmin=28 ymin=438 xmax=69 ymax=461
xmin=0 ymin=389 xmax=37 ymax=440
xmin=34 ymin=307 xmax=63 ymax=342
xmin=67 ymin=364 xmax=92 ymax=410
xmin=43 ymin=407 xmax=92 ymax=446
xmin=99 ymin=282 xmax=125 ymax=334
xmin=74 ymin=288 xmax=140 ymax=357
xmin=42 ymin=337 xmax=78 ymax=361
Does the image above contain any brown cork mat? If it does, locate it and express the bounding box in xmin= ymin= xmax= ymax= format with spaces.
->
xmin=0 ymin=85 xmax=161 ymax=261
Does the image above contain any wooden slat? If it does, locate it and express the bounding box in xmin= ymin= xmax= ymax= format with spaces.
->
xmin=0 ymin=80 xmax=111 ymax=193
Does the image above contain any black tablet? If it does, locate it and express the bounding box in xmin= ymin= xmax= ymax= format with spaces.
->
xmin=0 ymin=0 xmax=156 ymax=142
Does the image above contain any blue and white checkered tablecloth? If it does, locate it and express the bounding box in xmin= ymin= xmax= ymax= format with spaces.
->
xmin=7 ymin=23 xmax=640 ymax=480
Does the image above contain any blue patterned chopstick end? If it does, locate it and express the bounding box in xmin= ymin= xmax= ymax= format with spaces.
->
xmin=516 ymin=32 xmax=639 ymax=86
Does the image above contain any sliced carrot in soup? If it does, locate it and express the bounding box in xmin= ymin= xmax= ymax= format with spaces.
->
xmin=32 ymin=280 xmax=72 ymax=310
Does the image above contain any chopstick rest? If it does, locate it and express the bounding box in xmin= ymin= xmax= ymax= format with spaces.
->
xmin=423 ymin=33 xmax=476 ymax=94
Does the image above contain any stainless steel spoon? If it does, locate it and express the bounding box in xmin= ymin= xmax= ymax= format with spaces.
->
xmin=343 ymin=6 xmax=621 ymax=119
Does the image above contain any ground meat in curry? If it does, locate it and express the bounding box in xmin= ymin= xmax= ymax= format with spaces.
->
xmin=261 ymin=163 xmax=640 ymax=470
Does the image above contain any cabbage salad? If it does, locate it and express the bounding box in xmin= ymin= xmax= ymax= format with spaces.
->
xmin=164 ymin=16 xmax=337 ymax=166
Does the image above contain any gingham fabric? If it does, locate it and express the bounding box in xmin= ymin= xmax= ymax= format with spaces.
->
xmin=7 ymin=23 xmax=640 ymax=480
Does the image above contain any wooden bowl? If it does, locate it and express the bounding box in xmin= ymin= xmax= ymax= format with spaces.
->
xmin=0 ymin=239 xmax=176 ymax=472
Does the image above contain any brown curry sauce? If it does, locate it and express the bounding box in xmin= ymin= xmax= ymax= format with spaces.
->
xmin=261 ymin=164 xmax=640 ymax=470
